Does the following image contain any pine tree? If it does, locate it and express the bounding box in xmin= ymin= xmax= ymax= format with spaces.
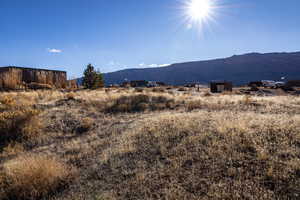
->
xmin=82 ymin=64 xmax=104 ymax=89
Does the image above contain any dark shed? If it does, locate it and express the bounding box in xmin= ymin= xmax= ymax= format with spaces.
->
xmin=130 ymin=80 xmax=148 ymax=87
xmin=210 ymin=81 xmax=233 ymax=93
xmin=248 ymin=81 xmax=263 ymax=87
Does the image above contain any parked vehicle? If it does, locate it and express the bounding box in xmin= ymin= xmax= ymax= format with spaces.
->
xmin=261 ymin=80 xmax=276 ymax=88
xmin=261 ymin=80 xmax=285 ymax=88
xmin=147 ymin=81 xmax=158 ymax=87
xmin=275 ymin=81 xmax=285 ymax=88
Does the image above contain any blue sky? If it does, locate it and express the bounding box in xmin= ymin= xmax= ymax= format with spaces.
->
xmin=1 ymin=0 xmax=300 ymax=78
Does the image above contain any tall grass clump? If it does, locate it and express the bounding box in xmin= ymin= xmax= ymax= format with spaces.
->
xmin=0 ymin=108 xmax=41 ymax=145
xmin=0 ymin=154 xmax=76 ymax=200
xmin=0 ymin=95 xmax=43 ymax=148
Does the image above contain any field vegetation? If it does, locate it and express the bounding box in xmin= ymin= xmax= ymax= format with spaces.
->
xmin=0 ymin=87 xmax=299 ymax=200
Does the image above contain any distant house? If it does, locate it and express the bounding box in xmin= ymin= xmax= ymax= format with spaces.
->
xmin=121 ymin=81 xmax=131 ymax=87
xmin=121 ymin=80 xmax=148 ymax=87
xmin=147 ymin=81 xmax=158 ymax=87
xmin=248 ymin=81 xmax=263 ymax=88
xmin=210 ymin=81 xmax=233 ymax=93
xmin=0 ymin=66 xmax=67 ymax=90
xmin=130 ymin=80 xmax=148 ymax=87
xmin=156 ymin=81 xmax=166 ymax=86
xmin=185 ymin=83 xmax=196 ymax=87
xmin=184 ymin=83 xmax=204 ymax=88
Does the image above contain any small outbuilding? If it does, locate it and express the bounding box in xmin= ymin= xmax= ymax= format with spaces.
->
xmin=130 ymin=80 xmax=148 ymax=87
xmin=210 ymin=81 xmax=233 ymax=93
xmin=248 ymin=81 xmax=263 ymax=88
xmin=121 ymin=80 xmax=148 ymax=87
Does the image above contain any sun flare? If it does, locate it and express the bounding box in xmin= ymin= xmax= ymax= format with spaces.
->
xmin=187 ymin=0 xmax=212 ymax=21
xmin=182 ymin=0 xmax=217 ymax=30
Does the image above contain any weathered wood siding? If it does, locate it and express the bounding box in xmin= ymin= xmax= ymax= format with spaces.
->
xmin=0 ymin=67 xmax=67 ymax=89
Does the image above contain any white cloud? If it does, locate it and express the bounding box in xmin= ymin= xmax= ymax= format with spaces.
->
xmin=148 ymin=63 xmax=171 ymax=68
xmin=148 ymin=64 xmax=159 ymax=67
xmin=139 ymin=63 xmax=171 ymax=68
xmin=158 ymin=64 xmax=171 ymax=67
xmin=47 ymin=48 xmax=62 ymax=53
xmin=108 ymin=61 xmax=121 ymax=66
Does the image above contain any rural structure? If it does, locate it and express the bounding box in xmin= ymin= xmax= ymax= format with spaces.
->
xmin=0 ymin=66 xmax=67 ymax=90
xmin=210 ymin=81 xmax=233 ymax=93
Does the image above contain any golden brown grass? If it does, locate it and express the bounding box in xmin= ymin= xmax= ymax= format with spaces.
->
xmin=0 ymin=154 xmax=76 ymax=200
xmin=0 ymin=93 xmax=44 ymax=163
xmin=1 ymin=142 xmax=25 ymax=157
xmin=0 ymin=108 xmax=42 ymax=145
xmin=0 ymin=88 xmax=299 ymax=200
xmin=76 ymin=117 xmax=94 ymax=134
xmin=105 ymin=111 xmax=300 ymax=199
xmin=105 ymin=94 xmax=176 ymax=113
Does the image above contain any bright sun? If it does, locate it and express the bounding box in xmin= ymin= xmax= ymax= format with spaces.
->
xmin=183 ymin=0 xmax=217 ymax=30
xmin=187 ymin=0 xmax=212 ymax=21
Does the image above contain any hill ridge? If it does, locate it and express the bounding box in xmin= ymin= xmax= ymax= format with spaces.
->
xmin=100 ymin=51 xmax=300 ymax=85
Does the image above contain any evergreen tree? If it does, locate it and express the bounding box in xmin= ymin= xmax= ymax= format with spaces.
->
xmin=82 ymin=64 xmax=104 ymax=89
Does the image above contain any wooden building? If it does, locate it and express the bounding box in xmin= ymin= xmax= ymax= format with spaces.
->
xmin=0 ymin=66 xmax=67 ymax=90
xmin=210 ymin=81 xmax=233 ymax=93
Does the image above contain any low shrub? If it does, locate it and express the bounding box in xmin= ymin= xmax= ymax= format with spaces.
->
xmin=0 ymin=154 xmax=76 ymax=200
xmin=65 ymin=92 xmax=76 ymax=100
xmin=106 ymin=94 xmax=175 ymax=113
xmin=1 ymin=142 xmax=24 ymax=157
xmin=178 ymin=87 xmax=188 ymax=91
xmin=202 ymin=91 xmax=212 ymax=97
xmin=50 ymin=112 xmax=94 ymax=135
xmin=239 ymin=95 xmax=258 ymax=106
xmin=152 ymin=87 xmax=165 ymax=93
xmin=0 ymin=108 xmax=42 ymax=145
xmin=76 ymin=117 xmax=94 ymax=134
xmin=0 ymin=96 xmax=16 ymax=108
xmin=185 ymin=100 xmax=202 ymax=111
xmin=135 ymin=88 xmax=144 ymax=93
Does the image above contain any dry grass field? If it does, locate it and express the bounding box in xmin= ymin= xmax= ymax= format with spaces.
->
xmin=0 ymin=87 xmax=299 ymax=200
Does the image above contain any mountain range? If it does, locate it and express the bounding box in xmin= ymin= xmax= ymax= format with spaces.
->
xmin=100 ymin=52 xmax=300 ymax=86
